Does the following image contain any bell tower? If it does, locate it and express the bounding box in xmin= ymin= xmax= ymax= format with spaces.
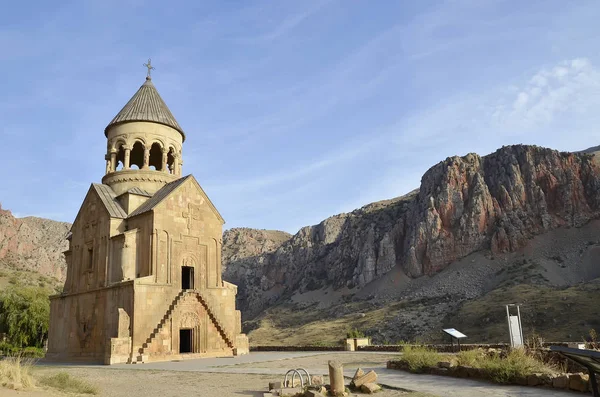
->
xmin=102 ymin=60 xmax=185 ymax=196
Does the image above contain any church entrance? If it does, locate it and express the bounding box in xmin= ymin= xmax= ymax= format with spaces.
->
xmin=179 ymin=329 xmax=193 ymax=353
xmin=182 ymin=266 xmax=194 ymax=290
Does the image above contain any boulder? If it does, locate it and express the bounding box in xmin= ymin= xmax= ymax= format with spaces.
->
xmin=360 ymin=383 xmax=381 ymax=394
xmin=305 ymin=390 xmax=326 ymax=397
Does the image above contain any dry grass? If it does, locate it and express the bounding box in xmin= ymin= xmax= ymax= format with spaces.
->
xmin=400 ymin=346 xmax=442 ymax=373
xmin=399 ymin=347 xmax=555 ymax=384
xmin=478 ymin=348 xmax=554 ymax=384
xmin=247 ymin=301 xmax=406 ymax=346
xmin=38 ymin=371 xmax=99 ymax=395
xmin=444 ymin=280 xmax=600 ymax=342
xmin=0 ymin=356 xmax=35 ymax=389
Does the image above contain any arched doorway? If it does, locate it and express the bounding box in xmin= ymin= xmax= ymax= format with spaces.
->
xmin=179 ymin=312 xmax=202 ymax=354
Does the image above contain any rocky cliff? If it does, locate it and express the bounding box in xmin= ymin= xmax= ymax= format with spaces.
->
xmin=223 ymin=145 xmax=600 ymax=319
xmin=0 ymin=205 xmax=70 ymax=280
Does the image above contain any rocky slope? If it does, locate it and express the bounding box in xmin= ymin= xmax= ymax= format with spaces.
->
xmin=223 ymin=145 xmax=600 ymax=320
xmin=0 ymin=204 xmax=70 ymax=280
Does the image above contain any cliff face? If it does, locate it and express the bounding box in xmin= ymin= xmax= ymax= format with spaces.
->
xmin=0 ymin=205 xmax=70 ymax=280
xmin=223 ymin=145 xmax=600 ymax=319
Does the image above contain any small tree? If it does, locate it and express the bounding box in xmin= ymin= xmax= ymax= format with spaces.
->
xmin=346 ymin=328 xmax=365 ymax=338
xmin=0 ymin=286 xmax=50 ymax=348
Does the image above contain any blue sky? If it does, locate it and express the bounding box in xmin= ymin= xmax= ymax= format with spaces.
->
xmin=0 ymin=0 xmax=599 ymax=233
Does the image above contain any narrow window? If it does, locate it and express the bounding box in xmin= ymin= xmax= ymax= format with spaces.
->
xmin=87 ymin=247 xmax=93 ymax=269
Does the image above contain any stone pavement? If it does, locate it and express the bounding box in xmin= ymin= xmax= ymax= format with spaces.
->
xmin=42 ymin=351 xmax=584 ymax=397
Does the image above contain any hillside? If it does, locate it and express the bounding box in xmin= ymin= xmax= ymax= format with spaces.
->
xmin=0 ymin=205 xmax=70 ymax=281
xmin=223 ymin=145 xmax=600 ymax=318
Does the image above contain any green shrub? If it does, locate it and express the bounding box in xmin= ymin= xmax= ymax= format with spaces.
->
xmin=39 ymin=372 xmax=99 ymax=395
xmin=21 ymin=346 xmax=45 ymax=358
xmin=401 ymin=345 xmax=442 ymax=373
xmin=0 ymin=341 xmax=16 ymax=355
xmin=346 ymin=328 xmax=365 ymax=338
xmin=0 ymin=285 xmax=50 ymax=348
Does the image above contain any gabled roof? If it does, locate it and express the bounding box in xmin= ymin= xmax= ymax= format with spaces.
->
xmin=104 ymin=77 xmax=185 ymax=140
xmin=128 ymin=175 xmax=225 ymax=223
xmin=92 ymin=184 xmax=128 ymax=218
xmin=69 ymin=184 xmax=128 ymax=232
xmin=128 ymin=176 xmax=191 ymax=218
xmin=118 ymin=187 xmax=152 ymax=198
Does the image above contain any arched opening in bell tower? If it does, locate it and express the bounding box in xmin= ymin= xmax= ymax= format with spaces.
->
xmin=116 ymin=144 xmax=126 ymax=171
xmin=130 ymin=141 xmax=144 ymax=169
xmin=167 ymin=148 xmax=176 ymax=174
xmin=149 ymin=142 xmax=163 ymax=171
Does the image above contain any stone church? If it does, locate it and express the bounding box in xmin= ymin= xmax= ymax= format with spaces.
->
xmin=46 ymin=69 xmax=249 ymax=364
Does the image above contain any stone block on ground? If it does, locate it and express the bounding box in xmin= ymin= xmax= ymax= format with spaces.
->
xmin=431 ymin=368 xmax=449 ymax=376
xmin=360 ymin=383 xmax=381 ymax=394
xmin=569 ymin=373 xmax=589 ymax=392
xmin=527 ymin=373 xmax=543 ymax=386
xmin=456 ymin=366 xmax=471 ymax=378
xmin=269 ymin=381 xmax=282 ymax=390
xmin=514 ymin=375 xmax=528 ymax=386
xmin=466 ymin=367 xmax=483 ymax=378
xmin=305 ymin=390 xmax=326 ymax=397
xmin=353 ymin=370 xmax=377 ymax=387
xmin=552 ymin=374 xmax=569 ymax=389
xmin=353 ymin=368 xmax=365 ymax=380
xmin=437 ymin=361 xmax=452 ymax=369
xmin=311 ymin=375 xmax=324 ymax=385
xmin=277 ymin=387 xmax=303 ymax=396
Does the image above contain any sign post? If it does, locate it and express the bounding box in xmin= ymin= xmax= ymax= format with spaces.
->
xmin=443 ymin=328 xmax=467 ymax=352
xmin=506 ymin=304 xmax=524 ymax=348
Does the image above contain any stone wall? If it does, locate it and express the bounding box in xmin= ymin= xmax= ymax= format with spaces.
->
xmin=46 ymin=281 xmax=134 ymax=363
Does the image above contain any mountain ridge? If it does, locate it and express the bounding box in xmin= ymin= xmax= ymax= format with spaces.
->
xmin=222 ymin=144 xmax=600 ymax=320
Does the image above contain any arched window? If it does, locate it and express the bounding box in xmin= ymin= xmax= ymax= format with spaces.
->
xmin=130 ymin=141 xmax=144 ymax=170
xmin=115 ymin=144 xmax=126 ymax=171
xmin=149 ymin=142 xmax=163 ymax=171
xmin=167 ymin=148 xmax=176 ymax=174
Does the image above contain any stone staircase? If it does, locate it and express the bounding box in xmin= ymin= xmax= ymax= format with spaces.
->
xmin=129 ymin=289 xmax=233 ymax=363
xmin=129 ymin=289 xmax=187 ymax=364
xmin=191 ymin=290 xmax=234 ymax=349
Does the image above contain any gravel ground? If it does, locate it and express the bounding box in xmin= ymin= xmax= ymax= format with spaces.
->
xmin=4 ymin=360 xmax=424 ymax=397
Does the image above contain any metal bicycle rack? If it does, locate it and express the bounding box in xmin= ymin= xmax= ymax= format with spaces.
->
xmin=283 ymin=368 xmax=312 ymax=388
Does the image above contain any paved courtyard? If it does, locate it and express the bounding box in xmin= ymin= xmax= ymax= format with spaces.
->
xmin=43 ymin=351 xmax=585 ymax=397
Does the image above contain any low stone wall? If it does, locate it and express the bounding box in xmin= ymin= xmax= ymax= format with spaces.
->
xmin=387 ymin=360 xmax=592 ymax=393
xmin=359 ymin=342 xmax=569 ymax=353
xmin=250 ymin=346 xmax=344 ymax=352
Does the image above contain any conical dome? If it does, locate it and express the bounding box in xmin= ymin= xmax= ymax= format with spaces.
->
xmin=105 ymin=77 xmax=185 ymax=140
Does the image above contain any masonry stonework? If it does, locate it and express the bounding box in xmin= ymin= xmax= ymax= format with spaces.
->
xmin=46 ymin=75 xmax=249 ymax=364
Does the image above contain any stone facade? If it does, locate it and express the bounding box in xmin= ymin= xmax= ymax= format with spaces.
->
xmin=46 ymin=75 xmax=249 ymax=364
